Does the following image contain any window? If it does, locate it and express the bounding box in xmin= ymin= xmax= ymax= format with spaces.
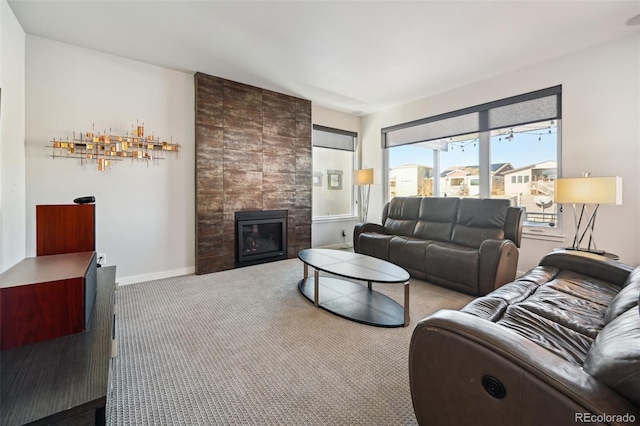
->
xmin=387 ymin=144 xmax=434 ymax=198
xmin=312 ymin=125 xmax=357 ymax=218
xmin=492 ymin=121 xmax=558 ymax=228
xmin=439 ymin=135 xmax=479 ymax=197
xmin=382 ymin=86 xmax=561 ymax=233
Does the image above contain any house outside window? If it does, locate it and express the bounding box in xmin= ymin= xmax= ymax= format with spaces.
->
xmin=383 ymin=86 xmax=561 ymax=234
xmin=312 ymin=125 xmax=358 ymax=218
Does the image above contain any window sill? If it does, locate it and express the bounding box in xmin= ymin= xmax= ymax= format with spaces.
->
xmin=522 ymin=228 xmax=565 ymax=243
xmin=312 ymin=215 xmax=360 ymax=224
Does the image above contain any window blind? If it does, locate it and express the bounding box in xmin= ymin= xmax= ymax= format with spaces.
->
xmin=313 ymin=124 xmax=357 ymax=151
xmin=382 ymin=85 xmax=561 ymax=148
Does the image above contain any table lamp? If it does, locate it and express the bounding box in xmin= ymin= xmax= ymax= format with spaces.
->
xmin=555 ymin=175 xmax=622 ymax=254
xmin=353 ymin=168 xmax=374 ymax=222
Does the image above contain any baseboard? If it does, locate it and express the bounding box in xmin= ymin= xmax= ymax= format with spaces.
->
xmin=320 ymin=243 xmax=353 ymax=250
xmin=118 ymin=266 xmax=196 ymax=286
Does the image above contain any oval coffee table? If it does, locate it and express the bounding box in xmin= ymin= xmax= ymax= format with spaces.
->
xmin=297 ymin=249 xmax=410 ymax=327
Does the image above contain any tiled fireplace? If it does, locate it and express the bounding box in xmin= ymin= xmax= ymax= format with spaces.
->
xmin=195 ymin=72 xmax=312 ymax=274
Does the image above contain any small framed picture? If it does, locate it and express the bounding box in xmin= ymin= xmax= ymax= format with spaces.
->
xmin=327 ymin=170 xmax=343 ymax=190
xmin=313 ymin=172 xmax=323 ymax=187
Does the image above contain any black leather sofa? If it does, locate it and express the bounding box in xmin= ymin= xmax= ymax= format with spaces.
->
xmin=409 ymin=250 xmax=640 ymax=425
xmin=353 ymin=196 xmax=524 ymax=296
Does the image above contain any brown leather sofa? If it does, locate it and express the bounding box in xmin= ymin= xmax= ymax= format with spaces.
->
xmin=353 ymin=196 xmax=524 ymax=296
xmin=409 ymin=250 xmax=640 ymax=425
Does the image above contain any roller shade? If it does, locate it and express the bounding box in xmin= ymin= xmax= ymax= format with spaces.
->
xmin=313 ymin=124 xmax=357 ymax=151
xmin=382 ymin=85 xmax=561 ymax=148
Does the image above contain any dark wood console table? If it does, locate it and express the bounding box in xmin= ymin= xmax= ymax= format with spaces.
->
xmin=0 ymin=266 xmax=116 ymax=426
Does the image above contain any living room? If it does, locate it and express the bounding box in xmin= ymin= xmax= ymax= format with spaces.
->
xmin=2 ymin=1 xmax=639 ymax=283
xmin=1 ymin=1 xmax=640 ymax=424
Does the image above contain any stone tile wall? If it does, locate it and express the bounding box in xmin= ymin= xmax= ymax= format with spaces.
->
xmin=195 ymin=72 xmax=312 ymax=274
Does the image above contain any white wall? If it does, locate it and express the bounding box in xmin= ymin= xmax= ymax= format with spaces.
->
xmin=25 ymin=36 xmax=195 ymax=284
xmin=311 ymin=105 xmax=362 ymax=248
xmin=0 ymin=0 xmax=26 ymax=273
xmin=361 ymin=33 xmax=640 ymax=272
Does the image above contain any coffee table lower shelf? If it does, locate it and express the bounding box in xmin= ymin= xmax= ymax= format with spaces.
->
xmin=298 ymin=277 xmax=407 ymax=328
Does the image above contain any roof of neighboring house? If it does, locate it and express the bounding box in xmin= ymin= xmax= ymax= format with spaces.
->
xmin=491 ymin=163 xmax=514 ymax=174
xmin=440 ymin=163 xmax=513 ymax=177
xmin=503 ymin=160 xmax=557 ymax=175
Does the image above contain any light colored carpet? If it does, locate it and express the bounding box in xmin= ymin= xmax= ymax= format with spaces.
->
xmin=106 ymin=257 xmax=474 ymax=425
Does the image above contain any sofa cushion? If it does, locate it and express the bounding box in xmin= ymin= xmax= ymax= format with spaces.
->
xmin=384 ymin=197 xmax=421 ymax=237
xmin=514 ymin=265 xmax=560 ymax=287
xmin=516 ymin=286 xmax=607 ymax=339
xmin=497 ymin=304 xmax=594 ymax=365
xmin=460 ymin=275 xmax=545 ymax=321
xmin=413 ymin=197 xmax=459 ymax=242
xmin=389 ymin=236 xmax=429 ymax=280
xmin=545 ymin=270 xmax=620 ymax=306
xmin=451 ymin=198 xmax=509 ymax=248
xmin=583 ymin=304 xmax=640 ymax=406
xmin=425 ymin=242 xmax=478 ymax=294
xmin=357 ymin=233 xmax=394 ymax=260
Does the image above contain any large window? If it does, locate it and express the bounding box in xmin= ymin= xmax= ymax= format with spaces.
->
xmin=312 ymin=125 xmax=357 ymax=218
xmin=383 ymin=86 xmax=561 ymax=233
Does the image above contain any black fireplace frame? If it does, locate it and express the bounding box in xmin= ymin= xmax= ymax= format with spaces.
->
xmin=235 ymin=210 xmax=288 ymax=268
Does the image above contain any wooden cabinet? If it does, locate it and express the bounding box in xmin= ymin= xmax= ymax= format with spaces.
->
xmin=36 ymin=204 xmax=95 ymax=256
xmin=0 ymin=266 xmax=116 ymax=426
xmin=0 ymin=251 xmax=97 ymax=350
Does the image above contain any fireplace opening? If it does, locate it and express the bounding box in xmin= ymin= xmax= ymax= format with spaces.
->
xmin=235 ymin=210 xmax=288 ymax=268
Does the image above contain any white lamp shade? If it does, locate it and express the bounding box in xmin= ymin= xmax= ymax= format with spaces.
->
xmin=353 ymin=168 xmax=374 ymax=185
xmin=555 ymin=176 xmax=622 ymax=205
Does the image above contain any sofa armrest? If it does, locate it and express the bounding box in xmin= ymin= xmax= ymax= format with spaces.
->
xmin=478 ymin=239 xmax=519 ymax=295
xmin=504 ymin=206 xmax=524 ymax=248
xmin=353 ymin=222 xmax=385 ymax=253
xmin=539 ymin=250 xmax=633 ymax=287
xmin=410 ymin=310 xmax=640 ymax=425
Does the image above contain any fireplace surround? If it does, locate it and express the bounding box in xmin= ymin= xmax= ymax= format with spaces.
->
xmin=235 ymin=210 xmax=288 ymax=267
xmin=194 ymin=72 xmax=312 ymax=274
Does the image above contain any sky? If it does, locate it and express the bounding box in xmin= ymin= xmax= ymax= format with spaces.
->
xmin=388 ymin=130 xmax=557 ymax=171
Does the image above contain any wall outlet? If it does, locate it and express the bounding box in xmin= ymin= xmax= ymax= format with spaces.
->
xmin=97 ymin=253 xmax=106 ymax=266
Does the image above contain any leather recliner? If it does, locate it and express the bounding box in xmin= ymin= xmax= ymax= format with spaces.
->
xmin=409 ymin=250 xmax=640 ymax=425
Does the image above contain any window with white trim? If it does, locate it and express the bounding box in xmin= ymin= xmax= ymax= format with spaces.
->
xmin=383 ymin=86 xmax=561 ymax=233
xmin=312 ymin=125 xmax=358 ymax=218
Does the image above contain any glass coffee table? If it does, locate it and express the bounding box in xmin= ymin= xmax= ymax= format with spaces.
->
xmin=297 ymin=249 xmax=410 ymax=327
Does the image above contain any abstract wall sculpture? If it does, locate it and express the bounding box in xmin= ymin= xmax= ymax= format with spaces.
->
xmin=50 ymin=121 xmax=180 ymax=171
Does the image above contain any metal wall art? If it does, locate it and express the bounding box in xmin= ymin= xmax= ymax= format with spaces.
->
xmin=49 ymin=121 xmax=180 ymax=172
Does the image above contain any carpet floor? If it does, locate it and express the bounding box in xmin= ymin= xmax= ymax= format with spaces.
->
xmin=106 ymin=257 xmax=474 ymax=425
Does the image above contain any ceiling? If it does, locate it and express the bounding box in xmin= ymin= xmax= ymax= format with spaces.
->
xmin=8 ymin=0 xmax=640 ymax=115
